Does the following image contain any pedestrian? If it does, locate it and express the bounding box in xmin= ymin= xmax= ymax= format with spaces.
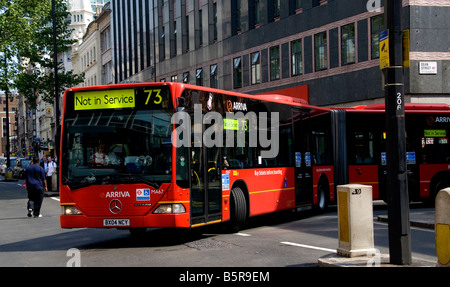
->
xmin=40 ymin=155 xmax=47 ymax=170
xmin=46 ymin=156 xmax=57 ymax=191
xmin=24 ymin=156 xmax=47 ymax=218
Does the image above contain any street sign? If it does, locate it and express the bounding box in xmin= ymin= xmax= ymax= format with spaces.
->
xmin=419 ymin=61 xmax=438 ymax=74
xmin=379 ymin=29 xmax=389 ymax=69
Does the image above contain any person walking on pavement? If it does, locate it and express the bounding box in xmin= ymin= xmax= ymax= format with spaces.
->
xmin=24 ymin=156 xmax=47 ymax=218
xmin=46 ymin=156 xmax=56 ymax=191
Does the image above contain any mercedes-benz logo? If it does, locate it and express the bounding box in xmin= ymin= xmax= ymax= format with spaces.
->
xmin=109 ymin=199 xmax=122 ymax=214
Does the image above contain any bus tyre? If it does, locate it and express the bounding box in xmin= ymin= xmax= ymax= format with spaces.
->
xmin=425 ymin=179 xmax=450 ymax=207
xmin=229 ymin=187 xmax=247 ymax=233
xmin=432 ymin=180 xmax=450 ymax=204
xmin=316 ymin=183 xmax=328 ymax=213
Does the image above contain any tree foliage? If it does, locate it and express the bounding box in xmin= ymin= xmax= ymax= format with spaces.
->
xmin=0 ymin=0 xmax=47 ymax=95
xmin=1 ymin=0 xmax=84 ymax=106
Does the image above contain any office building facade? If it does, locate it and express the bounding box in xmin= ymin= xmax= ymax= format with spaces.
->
xmin=110 ymin=0 xmax=450 ymax=106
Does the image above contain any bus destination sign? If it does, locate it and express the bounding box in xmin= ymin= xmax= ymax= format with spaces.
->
xmin=74 ymin=89 xmax=135 ymax=111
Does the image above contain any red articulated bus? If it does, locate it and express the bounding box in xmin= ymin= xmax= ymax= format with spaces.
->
xmin=59 ymin=82 xmax=333 ymax=233
xmin=330 ymin=103 xmax=450 ymax=204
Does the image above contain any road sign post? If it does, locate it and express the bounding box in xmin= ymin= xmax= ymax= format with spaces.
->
xmin=383 ymin=0 xmax=412 ymax=265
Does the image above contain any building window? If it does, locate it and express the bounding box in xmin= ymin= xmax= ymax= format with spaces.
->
xmin=273 ymin=0 xmax=280 ymax=18
xmin=183 ymin=72 xmax=190 ymax=83
xmin=184 ymin=15 xmax=190 ymax=53
xmin=341 ymin=23 xmax=355 ymax=65
xmin=198 ymin=9 xmax=203 ymax=48
xmin=251 ymin=52 xmax=261 ymax=85
xmin=160 ymin=26 xmax=166 ymax=61
xmin=173 ymin=21 xmax=177 ymax=57
xmin=210 ymin=64 xmax=218 ymax=88
xmin=232 ymin=0 xmax=241 ymax=35
xmin=196 ymin=68 xmax=203 ymax=86
xmin=291 ymin=39 xmax=302 ymax=76
xmin=250 ymin=0 xmax=261 ymax=28
xmin=233 ymin=57 xmax=242 ymax=89
xmin=371 ymin=14 xmax=384 ymax=59
xmin=102 ymin=62 xmax=112 ymax=84
xmin=314 ymin=31 xmax=328 ymax=71
xmin=213 ymin=2 xmax=218 ymax=41
xmin=101 ymin=27 xmax=111 ymax=52
xmin=270 ymin=46 xmax=280 ymax=81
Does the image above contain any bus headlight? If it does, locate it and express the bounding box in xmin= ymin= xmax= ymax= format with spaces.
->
xmin=153 ymin=204 xmax=186 ymax=214
xmin=62 ymin=205 xmax=83 ymax=215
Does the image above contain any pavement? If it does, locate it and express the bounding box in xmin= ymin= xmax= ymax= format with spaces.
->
xmin=1 ymin=174 xmax=59 ymax=197
xmin=318 ymin=205 xmax=438 ymax=267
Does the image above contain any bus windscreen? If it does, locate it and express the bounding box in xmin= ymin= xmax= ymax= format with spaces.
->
xmin=61 ymin=86 xmax=174 ymax=190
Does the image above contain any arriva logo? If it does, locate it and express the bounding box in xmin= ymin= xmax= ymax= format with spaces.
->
xmin=436 ymin=116 xmax=450 ymax=123
xmin=105 ymin=191 xmax=130 ymax=198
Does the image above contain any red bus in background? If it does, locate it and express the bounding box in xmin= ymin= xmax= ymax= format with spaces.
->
xmin=59 ymin=82 xmax=333 ymax=234
xmin=331 ymin=103 xmax=450 ymax=204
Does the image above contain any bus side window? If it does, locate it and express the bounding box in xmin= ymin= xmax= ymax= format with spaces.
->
xmin=352 ymin=131 xmax=374 ymax=164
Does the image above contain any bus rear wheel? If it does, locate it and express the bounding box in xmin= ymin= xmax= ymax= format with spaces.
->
xmin=315 ymin=182 xmax=329 ymax=213
xmin=228 ymin=187 xmax=247 ymax=233
xmin=430 ymin=180 xmax=450 ymax=205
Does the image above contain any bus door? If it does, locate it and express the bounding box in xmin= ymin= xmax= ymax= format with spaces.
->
xmin=190 ymin=121 xmax=222 ymax=226
xmin=292 ymin=108 xmax=313 ymax=207
xmin=346 ymin=113 xmax=383 ymax=200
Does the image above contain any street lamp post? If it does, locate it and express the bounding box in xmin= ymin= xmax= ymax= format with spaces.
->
xmin=5 ymin=89 xmax=11 ymax=174
xmin=52 ymin=0 xmax=60 ymax=192
xmin=384 ymin=0 xmax=412 ymax=265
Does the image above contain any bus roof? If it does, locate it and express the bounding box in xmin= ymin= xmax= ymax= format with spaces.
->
xmin=65 ymin=82 xmax=329 ymax=114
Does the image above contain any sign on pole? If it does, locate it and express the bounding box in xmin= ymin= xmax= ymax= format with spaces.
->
xmin=379 ymin=29 xmax=390 ymax=69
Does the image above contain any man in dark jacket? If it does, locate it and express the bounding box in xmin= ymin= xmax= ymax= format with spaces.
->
xmin=24 ymin=156 xmax=47 ymax=218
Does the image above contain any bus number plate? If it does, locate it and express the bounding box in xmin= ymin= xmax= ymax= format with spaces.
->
xmin=103 ymin=219 xmax=130 ymax=226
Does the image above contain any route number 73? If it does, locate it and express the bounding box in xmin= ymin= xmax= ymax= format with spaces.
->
xmin=144 ymin=89 xmax=162 ymax=105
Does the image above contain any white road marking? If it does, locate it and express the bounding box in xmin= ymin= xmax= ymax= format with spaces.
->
xmin=51 ymin=197 xmax=60 ymax=202
xmin=235 ymin=232 xmax=251 ymax=237
xmin=280 ymin=241 xmax=336 ymax=253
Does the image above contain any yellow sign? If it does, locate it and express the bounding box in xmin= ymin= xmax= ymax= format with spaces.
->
xmin=424 ymin=130 xmax=447 ymax=137
xmin=379 ymin=30 xmax=389 ymax=69
xmin=402 ymin=29 xmax=410 ymax=68
xmin=223 ymin=118 xmax=248 ymax=131
xmin=74 ymin=89 xmax=135 ymax=111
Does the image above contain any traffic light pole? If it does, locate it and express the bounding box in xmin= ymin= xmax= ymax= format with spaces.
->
xmin=384 ymin=0 xmax=412 ymax=265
